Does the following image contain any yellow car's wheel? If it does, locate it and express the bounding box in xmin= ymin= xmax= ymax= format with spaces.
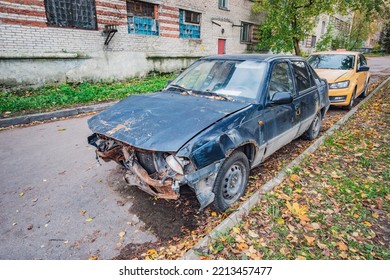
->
xmin=346 ymin=88 xmax=356 ymax=110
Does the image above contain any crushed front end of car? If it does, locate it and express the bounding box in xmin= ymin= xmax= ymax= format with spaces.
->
xmin=87 ymin=133 xmax=222 ymax=209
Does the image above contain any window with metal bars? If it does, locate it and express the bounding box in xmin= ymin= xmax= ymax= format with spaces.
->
xmin=44 ymin=0 xmax=97 ymax=29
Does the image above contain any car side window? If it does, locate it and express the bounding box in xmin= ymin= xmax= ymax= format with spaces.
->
xmin=267 ymin=62 xmax=294 ymax=100
xmin=291 ymin=61 xmax=311 ymax=93
xmin=359 ymin=54 xmax=367 ymax=66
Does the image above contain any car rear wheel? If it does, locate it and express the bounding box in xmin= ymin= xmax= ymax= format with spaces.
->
xmin=212 ymin=151 xmax=250 ymax=212
xmin=302 ymin=112 xmax=322 ymax=140
xmin=345 ymin=88 xmax=356 ymax=110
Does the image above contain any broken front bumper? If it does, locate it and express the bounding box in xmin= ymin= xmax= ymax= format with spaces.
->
xmin=88 ymin=133 xmax=222 ymax=209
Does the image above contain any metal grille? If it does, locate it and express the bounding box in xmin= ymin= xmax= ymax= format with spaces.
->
xmin=45 ymin=0 xmax=97 ymax=29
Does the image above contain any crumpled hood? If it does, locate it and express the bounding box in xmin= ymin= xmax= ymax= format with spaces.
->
xmin=88 ymin=91 xmax=251 ymax=152
xmin=314 ymin=69 xmax=354 ymax=83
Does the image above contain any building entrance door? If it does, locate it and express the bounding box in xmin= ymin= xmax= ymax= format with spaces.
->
xmin=218 ymin=39 xmax=226 ymax=54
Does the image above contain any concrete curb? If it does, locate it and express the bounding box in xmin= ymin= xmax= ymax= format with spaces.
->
xmin=0 ymin=101 xmax=117 ymax=128
xmin=181 ymin=76 xmax=390 ymax=260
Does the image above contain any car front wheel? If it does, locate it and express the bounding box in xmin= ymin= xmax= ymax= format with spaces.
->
xmin=346 ymin=88 xmax=356 ymax=110
xmin=212 ymin=151 xmax=250 ymax=212
xmin=361 ymin=79 xmax=370 ymax=98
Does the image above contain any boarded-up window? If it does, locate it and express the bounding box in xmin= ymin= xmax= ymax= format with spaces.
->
xmin=44 ymin=0 xmax=97 ymax=29
xmin=240 ymin=22 xmax=252 ymax=43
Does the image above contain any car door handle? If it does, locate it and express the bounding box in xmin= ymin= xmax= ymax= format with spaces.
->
xmin=296 ymin=108 xmax=301 ymax=116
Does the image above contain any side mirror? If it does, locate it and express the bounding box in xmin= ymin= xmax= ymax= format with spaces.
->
xmin=357 ymin=65 xmax=370 ymax=72
xmin=269 ymin=91 xmax=293 ymax=105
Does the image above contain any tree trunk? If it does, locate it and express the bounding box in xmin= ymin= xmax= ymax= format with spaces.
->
xmin=293 ymin=38 xmax=301 ymax=56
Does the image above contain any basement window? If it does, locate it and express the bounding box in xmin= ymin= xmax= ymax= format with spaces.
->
xmin=179 ymin=10 xmax=201 ymax=39
xmin=44 ymin=0 xmax=97 ymax=30
xmin=127 ymin=0 xmax=159 ymax=36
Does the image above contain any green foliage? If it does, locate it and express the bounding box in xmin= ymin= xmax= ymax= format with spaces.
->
xmin=347 ymin=11 xmax=371 ymax=50
xmin=315 ymin=24 xmax=335 ymax=51
xmin=0 ymin=74 xmax=174 ymax=116
xmin=381 ymin=23 xmax=390 ymax=53
xmin=252 ymin=0 xmax=338 ymax=55
xmin=252 ymin=0 xmax=384 ymax=55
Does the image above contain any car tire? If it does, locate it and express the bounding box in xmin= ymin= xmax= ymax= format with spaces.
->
xmin=302 ymin=112 xmax=322 ymax=141
xmin=361 ymin=79 xmax=370 ymax=98
xmin=212 ymin=151 xmax=250 ymax=212
xmin=345 ymin=88 xmax=356 ymax=110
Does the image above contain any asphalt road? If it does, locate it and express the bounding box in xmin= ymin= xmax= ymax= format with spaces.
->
xmin=0 ymin=55 xmax=389 ymax=260
xmin=0 ymin=118 xmax=156 ymax=259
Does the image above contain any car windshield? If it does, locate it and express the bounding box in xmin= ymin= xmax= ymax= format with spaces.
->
xmin=307 ymin=54 xmax=355 ymax=70
xmin=166 ymin=59 xmax=267 ymax=101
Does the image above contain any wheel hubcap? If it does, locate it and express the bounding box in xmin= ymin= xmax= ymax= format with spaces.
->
xmin=312 ymin=115 xmax=321 ymax=136
xmin=222 ymin=162 xmax=245 ymax=203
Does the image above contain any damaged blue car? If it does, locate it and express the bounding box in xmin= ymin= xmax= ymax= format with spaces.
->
xmin=88 ymin=54 xmax=330 ymax=212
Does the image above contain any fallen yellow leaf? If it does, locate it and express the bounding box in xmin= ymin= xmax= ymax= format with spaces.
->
xmin=290 ymin=174 xmax=300 ymax=182
xmin=88 ymin=256 xmax=98 ymax=260
xmin=372 ymin=212 xmax=379 ymax=219
xmin=337 ymin=241 xmax=348 ymax=251
xmin=287 ymin=224 xmax=295 ymax=232
xmin=147 ymin=249 xmax=157 ymax=256
xmin=304 ymin=235 xmax=315 ymax=246
xmin=80 ymin=210 xmax=86 ymax=215
xmin=237 ymin=243 xmax=249 ymax=251
xmin=276 ymin=217 xmax=285 ymax=225
xmin=119 ymin=231 xmax=126 ymax=240
xmin=339 ymin=252 xmax=348 ymax=259
xmin=386 ymin=194 xmax=390 ymax=200
xmin=296 ymin=255 xmax=306 ymax=260
xmin=279 ymin=247 xmax=289 ymax=255
xmin=85 ymin=218 xmax=93 ymax=222
xmin=278 ymin=192 xmax=292 ymax=200
xmin=211 ymin=212 xmax=217 ymax=217
xmin=235 ymin=234 xmax=245 ymax=243
xmin=232 ymin=227 xmax=241 ymax=234
xmin=330 ymin=172 xmax=341 ymax=179
xmin=353 ymin=214 xmax=359 ymax=218
xmin=317 ymin=241 xmax=327 ymax=249
xmin=362 ymin=221 xmax=372 ymax=227
xmin=19 ymin=192 xmax=24 ymax=197
xmin=311 ymin=223 xmax=321 ymax=230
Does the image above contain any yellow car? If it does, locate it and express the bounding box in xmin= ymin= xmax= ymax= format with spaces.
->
xmin=307 ymin=51 xmax=370 ymax=109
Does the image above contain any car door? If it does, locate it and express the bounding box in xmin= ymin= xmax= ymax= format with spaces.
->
xmin=356 ymin=54 xmax=368 ymax=96
xmin=290 ymin=60 xmax=319 ymax=137
xmin=261 ymin=60 xmax=299 ymax=159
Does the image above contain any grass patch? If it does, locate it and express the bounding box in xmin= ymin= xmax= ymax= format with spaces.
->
xmin=1 ymin=73 xmax=175 ymax=117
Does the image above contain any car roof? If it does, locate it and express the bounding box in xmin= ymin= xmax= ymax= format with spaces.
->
xmin=201 ymin=54 xmax=303 ymax=62
xmin=310 ymin=51 xmax=361 ymax=56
